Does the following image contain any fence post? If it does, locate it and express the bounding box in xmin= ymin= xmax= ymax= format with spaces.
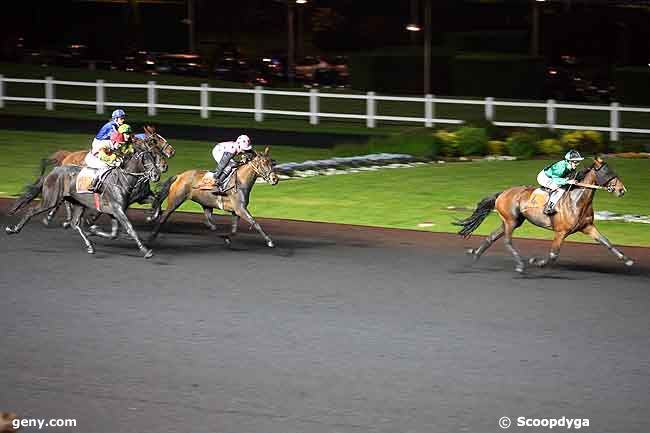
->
xmin=254 ymin=86 xmax=263 ymax=122
xmin=0 ymin=75 xmax=4 ymax=109
xmin=310 ymin=88 xmax=319 ymax=125
xmin=425 ymin=94 xmax=434 ymax=128
xmin=610 ymin=102 xmax=620 ymax=142
xmin=484 ymin=97 xmax=494 ymax=122
xmin=147 ymin=81 xmax=156 ymax=116
xmin=200 ymin=83 xmax=209 ymax=119
xmin=546 ymin=99 xmax=556 ymax=130
xmin=45 ymin=76 xmax=54 ymax=111
xmin=366 ymin=91 xmax=376 ymax=128
xmin=96 ymin=79 xmax=105 ymax=115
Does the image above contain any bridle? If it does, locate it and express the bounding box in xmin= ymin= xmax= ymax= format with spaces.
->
xmin=247 ymin=154 xmax=276 ymax=183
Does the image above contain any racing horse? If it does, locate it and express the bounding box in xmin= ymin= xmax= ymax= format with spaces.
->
xmin=42 ymin=129 xmax=173 ymax=227
xmin=148 ymin=147 xmax=279 ymax=247
xmin=6 ymin=148 xmax=161 ymax=258
xmin=453 ymin=156 xmax=633 ymax=272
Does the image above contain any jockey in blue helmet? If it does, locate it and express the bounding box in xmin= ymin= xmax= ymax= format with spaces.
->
xmin=537 ymin=149 xmax=584 ymax=215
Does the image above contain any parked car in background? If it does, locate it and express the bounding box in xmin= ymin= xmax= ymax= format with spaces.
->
xmin=325 ymin=55 xmax=350 ymax=87
xmin=155 ymin=53 xmax=208 ymax=77
xmin=294 ymin=56 xmax=329 ymax=84
xmin=116 ymin=50 xmax=159 ymax=74
xmin=543 ymin=55 xmax=614 ymax=103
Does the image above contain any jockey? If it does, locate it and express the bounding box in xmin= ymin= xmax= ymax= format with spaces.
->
xmin=86 ymin=123 xmax=134 ymax=192
xmin=203 ymin=134 xmax=254 ymax=194
xmin=92 ymin=109 xmax=127 ymax=150
xmin=537 ymin=149 xmax=583 ymax=215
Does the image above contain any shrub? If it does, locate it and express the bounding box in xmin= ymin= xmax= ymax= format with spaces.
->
xmin=466 ymin=119 xmax=509 ymax=141
xmin=333 ymin=132 xmax=442 ymax=159
xmin=487 ymin=140 xmax=505 ymax=155
xmin=505 ymin=132 xmax=538 ymax=159
xmin=561 ymin=130 xmax=605 ymax=154
xmin=537 ymin=138 xmax=564 ymax=156
xmin=434 ymin=130 xmax=460 ymax=156
xmin=455 ymin=127 xmax=489 ymax=156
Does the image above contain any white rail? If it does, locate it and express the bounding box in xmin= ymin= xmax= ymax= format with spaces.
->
xmin=1 ymin=74 xmax=649 ymax=141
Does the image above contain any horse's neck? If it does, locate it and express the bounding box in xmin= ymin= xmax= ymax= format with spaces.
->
xmin=572 ymin=169 xmax=597 ymax=207
xmin=235 ymin=163 xmax=257 ymax=189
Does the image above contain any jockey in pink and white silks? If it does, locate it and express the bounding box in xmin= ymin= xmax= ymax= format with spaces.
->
xmin=536 ymin=149 xmax=583 ymax=215
xmin=209 ymin=134 xmax=254 ymax=193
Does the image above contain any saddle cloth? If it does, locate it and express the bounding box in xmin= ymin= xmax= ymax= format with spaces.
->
xmin=76 ymin=167 xmax=98 ymax=193
xmin=524 ymin=188 xmax=550 ymax=210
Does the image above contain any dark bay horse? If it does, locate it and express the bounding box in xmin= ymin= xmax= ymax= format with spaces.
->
xmin=149 ymin=147 xmax=280 ymax=247
xmin=454 ymin=157 xmax=633 ymax=272
xmin=6 ymin=149 xmax=161 ymax=258
xmin=42 ymin=132 xmax=172 ymax=227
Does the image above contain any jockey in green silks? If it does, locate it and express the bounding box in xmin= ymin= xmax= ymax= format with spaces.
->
xmin=536 ymin=150 xmax=584 ymax=215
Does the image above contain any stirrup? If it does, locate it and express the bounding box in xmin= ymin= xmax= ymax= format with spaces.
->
xmin=543 ymin=205 xmax=557 ymax=215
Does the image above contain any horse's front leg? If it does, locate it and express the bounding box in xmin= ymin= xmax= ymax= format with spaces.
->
xmin=222 ymin=214 xmax=239 ymax=247
xmin=235 ymin=206 xmax=274 ymax=248
xmin=202 ymin=206 xmax=218 ymax=231
xmin=529 ymin=231 xmax=568 ymax=268
xmin=582 ymin=224 xmax=634 ymax=266
xmin=111 ymin=205 xmax=153 ymax=259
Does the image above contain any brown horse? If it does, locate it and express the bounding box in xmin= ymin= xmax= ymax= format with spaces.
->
xmin=149 ymin=147 xmax=280 ymax=247
xmin=454 ymin=157 xmax=633 ymax=272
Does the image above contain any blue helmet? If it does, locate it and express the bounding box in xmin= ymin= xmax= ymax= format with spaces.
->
xmin=111 ymin=109 xmax=126 ymax=120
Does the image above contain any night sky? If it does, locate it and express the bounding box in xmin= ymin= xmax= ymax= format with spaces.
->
xmin=2 ymin=0 xmax=649 ymax=67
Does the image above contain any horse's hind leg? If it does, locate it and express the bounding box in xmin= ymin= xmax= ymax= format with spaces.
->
xmin=468 ymin=224 xmax=504 ymax=262
xmin=6 ymin=201 xmax=59 ymax=234
xmin=582 ymin=224 xmax=634 ymax=267
xmin=503 ymin=219 xmax=526 ymax=273
xmin=89 ymin=218 xmax=119 ymax=239
xmin=70 ymin=205 xmax=95 ymax=254
xmin=235 ymin=206 xmax=274 ymax=248
xmin=529 ymin=231 xmax=568 ymax=268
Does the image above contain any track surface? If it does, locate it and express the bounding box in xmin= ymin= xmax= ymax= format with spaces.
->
xmin=1 ymin=200 xmax=649 ymax=433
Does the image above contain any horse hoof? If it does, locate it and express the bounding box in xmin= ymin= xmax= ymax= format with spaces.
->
xmin=87 ymin=247 xmax=95 ymax=254
xmin=267 ymin=240 xmax=275 ymax=248
xmin=143 ymin=249 xmax=154 ymax=259
xmin=42 ymin=217 xmax=50 ymax=226
xmin=62 ymin=221 xmax=71 ymax=229
xmin=625 ymin=259 xmax=634 ymax=267
xmin=223 ymin=236 xmax=232 ymax=247
xmin=465 ymin=248 xmax=475 ymax=256
xmin=5 ymin=226 xmax=17 ymax=235
xmin=515 ymin=264 xmax=525 ymax=273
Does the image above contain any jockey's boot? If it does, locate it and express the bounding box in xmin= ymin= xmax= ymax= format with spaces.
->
xmin=543 ymin=201 xmax=557 ymax=215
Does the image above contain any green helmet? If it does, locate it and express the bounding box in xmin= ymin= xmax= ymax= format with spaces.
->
xmin=118 ymin=124 xmax=132 ymax=134
xmin=565 ymin=150 xmax=583 ymax=162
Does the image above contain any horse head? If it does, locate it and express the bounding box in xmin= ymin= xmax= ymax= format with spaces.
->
xmin=581 ymin=156 xmax=627 ymax=197
xmin=142 ymin=123 xmax=176 ymax=159
xmin=123 ymin=149 xmax=161 ymax=183
xmin=248 ymin=147 xmax=279 ymax=185
xmin=133 ymin=137 xmax=169 ymax=173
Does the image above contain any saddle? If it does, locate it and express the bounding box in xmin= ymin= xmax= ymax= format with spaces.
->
xmin=194 ymin=169 xmax=236 ymax=193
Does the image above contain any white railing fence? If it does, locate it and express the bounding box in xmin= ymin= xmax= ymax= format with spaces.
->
xmin=1 ymin=74 xmax=650 ymax=141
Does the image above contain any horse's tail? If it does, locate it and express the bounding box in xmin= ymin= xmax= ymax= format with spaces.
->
xmin=9 ymin=174 xmax=47 ymax=215
xmin=39 ymin=156 xmax=58 ymax=176
xmin=152 ymin=175 xmax=177 ymax=213
xmin=452 ymin=192 xmax=502 ymax=238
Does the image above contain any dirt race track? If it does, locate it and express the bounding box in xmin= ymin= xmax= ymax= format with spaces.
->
xmin=1 ymin=197 xmax=649 ymax=433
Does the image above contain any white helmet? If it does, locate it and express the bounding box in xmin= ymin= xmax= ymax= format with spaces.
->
xmin=235 ymin=134 xmax=251 ymax=151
